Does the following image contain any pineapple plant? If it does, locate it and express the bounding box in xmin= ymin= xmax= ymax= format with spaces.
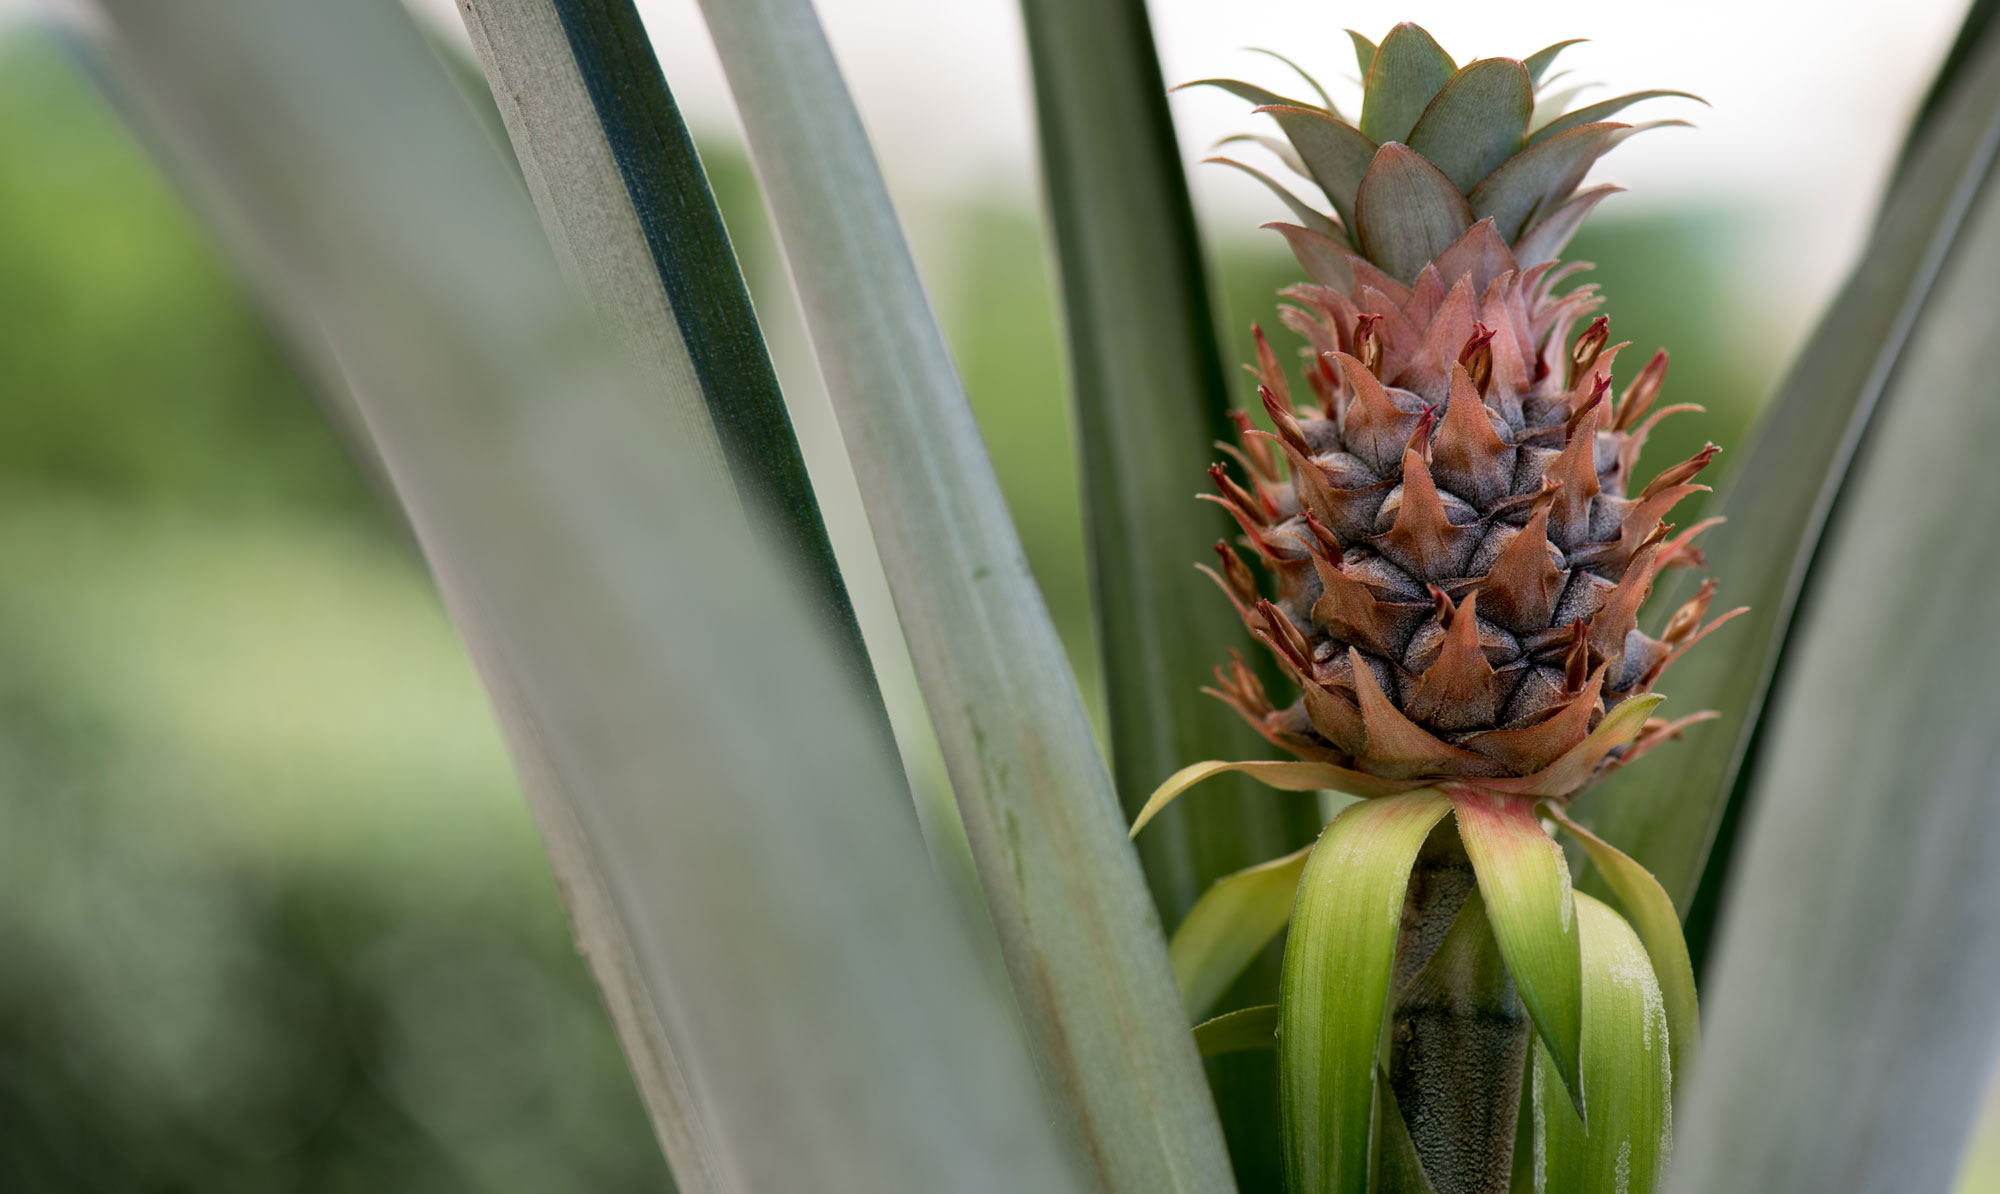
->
xmin=1133 ymin=24 xmax=1737 ymax=1192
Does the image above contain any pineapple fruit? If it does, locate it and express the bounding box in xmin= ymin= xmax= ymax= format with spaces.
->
xmin=1134 ymin=24 xmax=1738 ymax=1194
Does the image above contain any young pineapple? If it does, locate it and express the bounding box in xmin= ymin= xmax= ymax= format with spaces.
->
xmin=1135 ymin=25 xmax=1739 ymax=1194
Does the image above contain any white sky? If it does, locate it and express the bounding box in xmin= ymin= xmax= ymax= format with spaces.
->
xmin=401 ymin=0 xmax=1969 ymax=315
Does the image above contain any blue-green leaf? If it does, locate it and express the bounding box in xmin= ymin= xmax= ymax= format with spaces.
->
xmin=1246 ymin=47 xmax=1340 ymax=116
xmin=1175 ymin=76 xmax=1314 ymax=111
xmin=1467 ymin=121 xmax=1622 ymax=241
xmin=1451 ymin=788 xmax=1584 ymax=1117
xmin=1354 ymin=143 xmax=1474 ymax=282
xmin=1530 ymin=89 xmax=1704 ymax=145
xmin=1522 ymin=39 xmax=1587 ymax=87
xmin=1281 ymin=789 xmax=1456 ymax=1194
xmin=1528 ymin=894 xmax=1671 ymax=1194
xmin=694 ymin=0 xmax=1236 ymax=1187
xmin=1407 ymin=59 xmax=1533 ymax=192
xmin=1171 ymin=845 xmax=1311 ymax=1018
xmin=1259 ymin=104 xmax=1378 ymax=229
xmin=1347 ymin=29 xmax=1377 ymax=78
xmin=1206 ymin=156 xmax=1344 ymax=241
xmin=1360 ymin=23 xmax=1456 ymax=145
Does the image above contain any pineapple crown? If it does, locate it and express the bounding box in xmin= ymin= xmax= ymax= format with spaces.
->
xmin=1182 ymin=23 xmax=1702 ymax=284
xmin=1158 ymin=25 xmax=1741 ymax=808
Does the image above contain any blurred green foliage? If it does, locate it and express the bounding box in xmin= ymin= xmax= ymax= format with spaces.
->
xmin=3 ymin=22 xmax=1988 ymax=1194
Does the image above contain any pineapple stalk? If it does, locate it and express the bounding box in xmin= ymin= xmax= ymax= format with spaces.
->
xmin=1142 ymin=24 xmax=1727 ymax=1192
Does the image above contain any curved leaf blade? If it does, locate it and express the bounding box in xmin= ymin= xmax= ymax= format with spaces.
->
xmin=1194 ymin=1004 xmax=1280 ymax=1057
xmin=1281 ymin=789 xmax=1455 ymax=1194
xmin=1172 ymin=845 xmax=1311 ymax=1019
xmin=693 ymin=0 xmax=1236 ymax=1188
xmin=1450 ymin=788 xmax=1584 ymax=1116
xmin=1569 ymin=20 xmax=2000 ymax=912
xmin=1549 ymin=809 xmax=1698 ymax=1090
xmin=1522 ymin=38 xmax=1587 ymax=87
xmin=1354 ymin=143 xmax=1475 ymax=283
xmin=1407 ymin=58 xmax=1532 ymax=192
xmin=1378 ymin=1075 xmax=1442 ymax=1194
xmin=1529 ymin=89 xmax=1704 ymax=145
xmin=1665 ymin=27 xmax=2000 ymax=1193
xmin=1529 ymin=894 xmax=1672 ymax=1194
xmin=1360 ymin=22 xmax=1456 ymax=145
xmin=73 ymin=2 xmax=1092 ymax=1190
xmin=1132 ymin=758 xmax=1424 ymax=837
xmin=1176 ymin=76 xmax=1313 ymax=111
xmin=1205 ymin=155 xmax=1343 ymax=241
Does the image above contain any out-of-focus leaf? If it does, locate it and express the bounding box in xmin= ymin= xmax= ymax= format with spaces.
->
xmin=1664 ymin=33 xmax=2000 ymax=1194
xmin=1902 ymin=0 xmax=1998 ymax=156
xmin=1359 ymin=23 xmax=1455 ymax=145
xmin=1548 ymin=810 xmax=1697 ymax=1090
xmin=1194 ymin=1005 xmax=1279 ymax=1057
xmin=1529 ymin=894 xmax=1670 ymax=1194
xmin=1171 ymin=845 xmax=1310 ymax=1019
xmin=1281 ymin=789 xmax=1455 ymax=1194
xmin=455 ymin=0 xmax=869 ymax=681
xmin=1569 ymin=21 xmax=2000 ymax=914
xmin=692 ymin=0 xmax=1234 ymax=1190
xmin=1450 ymin=789 xmax=1583 ymax=1114
xmin=1354 ymin=143 xmax=1474 ymax=282
xmin=1406 ymin=58 xmax=1531 ymax=192
xmin=72 ymin=2 xmax=1090 ymax=1192
xmin=1528 ymin=89 xmax=1702 ymax=145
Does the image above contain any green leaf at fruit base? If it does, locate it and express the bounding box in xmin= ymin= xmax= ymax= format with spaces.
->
xmin=1526 ymin=894 xmax=1671 ymax=1194
xmin=1548 ymin=809 xmax=1698 ymax=1091
xmin=1195 ymin=1005 xmax=1280 ymax=1057
xmin=1449 ymin=788 xmax=1585 ymax=1117
xmin=69 ymin=2 xmax=1092 ymax=1191
xmin=1171 ymin=845 xmax=1310 ymax=1020
xmin=1568 ymin=5 xmax=2000 ymax=917
xmin=1281 ymin=789 xmax=1455 ymax=1194
xmin=691 ymin=0 xmax=1235 ymax=1189
xmin=1665 ymin=21 xmax=2000 ymax=1192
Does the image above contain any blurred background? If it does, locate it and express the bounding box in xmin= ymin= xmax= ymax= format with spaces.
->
xmin=1 ymin=0 xmax=1997 ymax=1189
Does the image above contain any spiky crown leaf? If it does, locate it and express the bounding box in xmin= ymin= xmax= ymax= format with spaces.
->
xmin=1192 ymin=24 xmax=1738 ymax=801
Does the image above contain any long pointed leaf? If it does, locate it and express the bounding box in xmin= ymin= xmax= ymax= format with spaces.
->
xmin=1281 ymin=789 xmax=1455 ymax=1194
xmin=1467 ymin=121 xmax=1622 ymax=242
xmin=1529 ymin=89 xmax=1703 ymax=145
xmin=455 ymin=0 xmax=870 ymax=683
xmin=1195 ymin=1004 xmax=1280 ymax=1056
xmin=1522 ymin=39 xmax=1587 ymax=87
xmin=1529 ymin=894 xmax=1671 ymax=1194
xmin=1171 ymin=845 xmax=1311 ymax=1019
xmin=1450 ymin=788 xmax=1584 ymax=1116
xmin=693 ymin=0 xmax=1233 ymax=1188
xmin=1569 ymin=21 xmax=2000 ymax=912
xmin=1260 ymin=104 xmax=1377 ymax=230
xmin=72 ymin=2 xmax=1089 ymax=1190
xmin=1665 ymin=28 xmax=2000 ymax=1193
